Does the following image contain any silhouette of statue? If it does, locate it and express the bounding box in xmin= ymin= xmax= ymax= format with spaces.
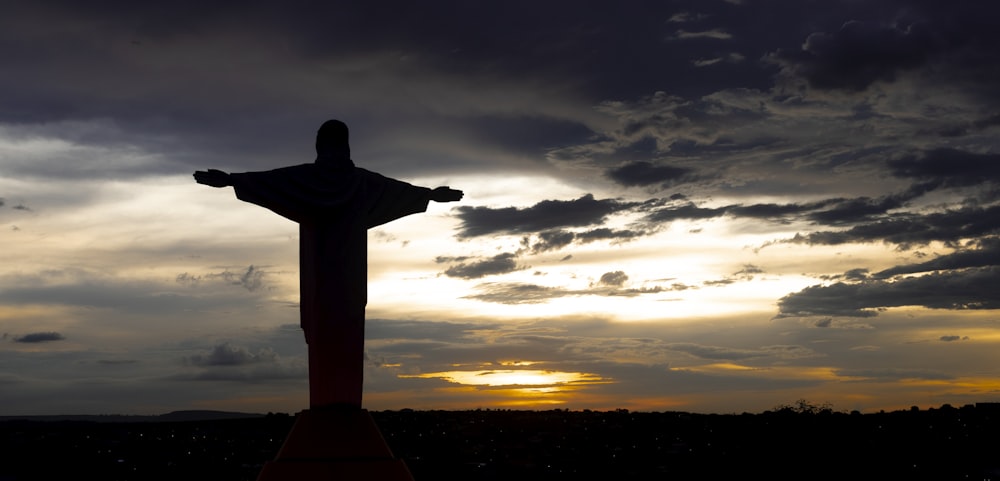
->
xmin=195 ymin=120 xmax=462 ymax=409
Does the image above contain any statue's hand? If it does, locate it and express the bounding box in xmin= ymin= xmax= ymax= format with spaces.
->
xmin=430 ymin=186 xmax=463 ymax=202
xmin=194 ymin=169 xmax=231 ymax=188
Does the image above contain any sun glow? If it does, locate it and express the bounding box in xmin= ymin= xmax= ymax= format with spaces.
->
xmin=402 ymin=369 xmax=605 ymax=387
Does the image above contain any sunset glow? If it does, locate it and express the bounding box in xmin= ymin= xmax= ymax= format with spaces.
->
xmin=403 ymin=369 xmax=606 ymax=388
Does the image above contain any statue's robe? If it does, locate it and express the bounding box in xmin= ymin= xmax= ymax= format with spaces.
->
xmin=229 ymin=161 xmax=431 ymax=408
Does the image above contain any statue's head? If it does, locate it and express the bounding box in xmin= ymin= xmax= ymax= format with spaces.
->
xmin=315 ymin=120 xmax=351 ymax=162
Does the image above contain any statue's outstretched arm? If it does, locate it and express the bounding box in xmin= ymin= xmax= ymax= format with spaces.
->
xmin=193 ymin=169 xmax=232 ymax=188
xmin=430 ymin=186 xmax=463 ymax=203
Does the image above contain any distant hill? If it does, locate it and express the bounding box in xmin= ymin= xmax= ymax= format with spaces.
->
xmin=0 ymin=410 xmax=266 ymax=423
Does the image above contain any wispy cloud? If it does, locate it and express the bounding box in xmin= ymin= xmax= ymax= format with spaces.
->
xmin=184 ymin=342 xmax=278 ymax=367
xmin=674 ymin=29 xmax=733 ymax=40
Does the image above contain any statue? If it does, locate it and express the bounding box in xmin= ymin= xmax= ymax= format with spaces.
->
xmin=194 ymin=119 xmax=463 ymax=409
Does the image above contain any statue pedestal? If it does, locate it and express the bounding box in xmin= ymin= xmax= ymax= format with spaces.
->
xmin=256 ymin=409 xmax=414 ymax=480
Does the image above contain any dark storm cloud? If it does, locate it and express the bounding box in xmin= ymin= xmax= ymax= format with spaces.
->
xmin=767 ymin=20 xmax=942 ymax=91
xmin=804 ymin=195 xmax=913 ymax=225
xmin=873 ymin=237 xmax=1000 ymax=279
xmin=0 ymin=0 xmax=772 ymax=182
xmin=644 ymin=198 xmax=846 ymax=225
xmin=441 ymin=253 xmax=523 ymax=279
xmin=606 ymin=161 xmax=694 ymax=187
xmin=453 ymin=194 xmax=640 ymax=238
xmin=726 ymin=199 xmax=839 ymax=220
xmin=643 ymin=201 xmax=728 ymax=223
xmin=889 ymin=149 xmax=1000 ymax=199
xmin=787 ymin=204 xmax=1000 ymax=248
xmin=459 ymin=184 xmax=985 ymax=244
xmin=575 ymin=227 xmax=647 ymax=242
xmin=14 ymin=332 xmax=65 ymax=343
xmin=776 ymin=266 xmax=1000 ymax=318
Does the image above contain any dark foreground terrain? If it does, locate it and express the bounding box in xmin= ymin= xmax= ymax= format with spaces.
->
xmin=2 ymin=404 xmax=999 ymax=480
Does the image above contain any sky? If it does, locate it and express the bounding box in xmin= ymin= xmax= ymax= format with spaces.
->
xmin=2 ymin=0 xmax=999 ymax=416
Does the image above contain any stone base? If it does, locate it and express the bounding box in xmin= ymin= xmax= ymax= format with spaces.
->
xmin=256 ymin=408 xmax=414 ymax=481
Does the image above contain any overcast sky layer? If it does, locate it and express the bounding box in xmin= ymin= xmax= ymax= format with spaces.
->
xmin=2 ymin=0 xmax=999 ymax=415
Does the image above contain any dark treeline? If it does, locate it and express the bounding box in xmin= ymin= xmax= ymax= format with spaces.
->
xmin=2 ymin=403 xmax=999 ymax=480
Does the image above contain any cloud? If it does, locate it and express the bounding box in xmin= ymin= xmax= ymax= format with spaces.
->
xmin=14 ymin=332 xmax=65 ymax=343
xmin=888 ymin=148 xmax=1000 ymax=199
xmin=667 ymin=12 xmax=709 ymax=24
xmin=786 ymin=204 xmax=1000 ymax=247
xmin=692 ymin=53 xmax=745 ymax=67
xmin=441 ymin=253 xmax=524 ymax=279
xmin=178 ymin=265 xmax=271 ymax=292
xmin=209 ymin=265 xmax=269 ymax=292
xmin=97 ymin=359 xmax=139 ymax=365
xmin=525 ymin=227 xmax=650 ymax=253
xmin=703 ymin=264 xmax=764 ymax=287
xmin=465 ymin=282 xmax=568 ymax=305
xmin=598 ymin=271 xmax=628 ymax=287
xmin=767 ymin=20 xmax=941 ymax=91
xmin=605 ymin=161 xmax=694 ymax=187
xmin=667 ymin=343 xmax=817 ymax=361
xmin=776 ymin=266 xmax=1000 ymax=318
xmin=465 ymin=277 xmax=683 ymax=305
xmin=184 ymin=342 xmax=279 ymax=367
xmin=939 ymin=335 xmax=968 ymax=342
xmin=643 ymin=201 xmax=728 ymax=223
xmin=453 ymin=194 xmax=640 ymax=238
xmin=833 ymin=368 xmax=953 ymax=382
xmin=0 ymin=268 xmax=270 ymax=316
xmin=674 ymin=29 xmax=733 ymax=40
xmin=527 ymin=230 xmax=576 ymax=253
xmin=873 ymin=237 xmax=1000 ymax=279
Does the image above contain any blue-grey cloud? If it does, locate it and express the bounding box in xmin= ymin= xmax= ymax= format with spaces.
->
xmin=874 ymin=237 xmax=1000 ymax=279
xmin=525 ymin=227 xmax=650 ymax=253
xmin=776 ymin=266 xmax=1000 ymax=318
xmin=889 ymin=149 xmax=1000 ymax=200
xmin=465 ymin=278 xmax=683 ymax=305
xmin=184 ymin=342 xmax=278 ymax=367
xmin=606 ymin=161 xmax=694 ymax=187
xmin=787 ymin=204 xmax=1000 ymax=248
xmin=454 ymin=194 xmax=642 ymax=238
xmin=767 ymin=20 xmax=942 ymax=91
xmin=14 ymin=332 xmax=65 ymax=343
xmin=667 ymin=343 xmax=816 ymax=361
xmin=440 ymin=253 xmax=523 ymax=279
